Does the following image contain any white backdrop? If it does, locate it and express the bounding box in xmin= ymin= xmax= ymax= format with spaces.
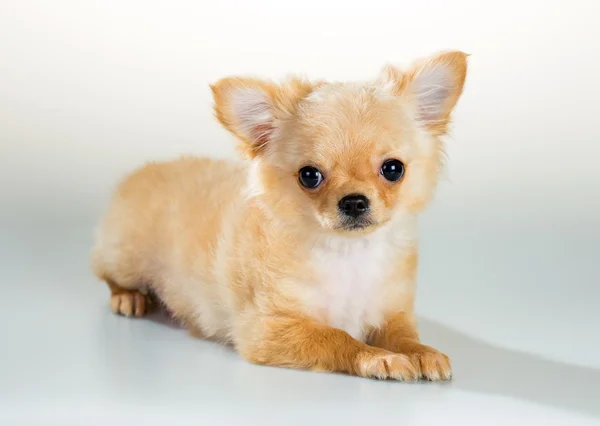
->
xmin=1 ymin=1 xmax=600 ymax=423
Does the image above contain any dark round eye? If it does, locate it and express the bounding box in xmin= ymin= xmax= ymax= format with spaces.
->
xmin=298 ymin=166 xmax=324 ymax=189
xmin=380 ymin=159 xmax=405 ymax=182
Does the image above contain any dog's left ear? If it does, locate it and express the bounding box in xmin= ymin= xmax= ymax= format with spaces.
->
xmin=381 ymin=51 xmax=468 ymax=135
xmin=211 ymin=77 xmax=314 ymax=158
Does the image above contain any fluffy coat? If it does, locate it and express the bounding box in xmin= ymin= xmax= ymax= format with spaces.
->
xmin=92 ymin=51 xmax=468 ymax=380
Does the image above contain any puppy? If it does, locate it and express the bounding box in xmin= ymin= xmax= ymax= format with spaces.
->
xmin=92 ymin=51 xmax=468 ymax=381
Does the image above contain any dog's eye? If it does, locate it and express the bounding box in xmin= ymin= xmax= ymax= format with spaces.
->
xmin=381 ymin=159 xmax=405 ymax=182
xmin=298 ymin=166 xmax=323 ymax=189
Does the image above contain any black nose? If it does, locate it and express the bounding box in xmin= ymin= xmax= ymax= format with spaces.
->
xmin=338 ymin=194 xmax=370 ymax=218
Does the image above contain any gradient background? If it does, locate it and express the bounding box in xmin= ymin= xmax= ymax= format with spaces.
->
xmin=1 ymin=0 xmax=599 ymax=425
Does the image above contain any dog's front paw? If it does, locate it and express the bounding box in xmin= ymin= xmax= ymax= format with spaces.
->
xmin=408 ymin=346 xmax=452 ymax=381
xmin=355 ymin=350 xmax=420 ymax=381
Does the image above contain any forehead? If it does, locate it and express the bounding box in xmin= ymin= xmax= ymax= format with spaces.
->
xmin=290 ymin=83 xmax=417 ymax=166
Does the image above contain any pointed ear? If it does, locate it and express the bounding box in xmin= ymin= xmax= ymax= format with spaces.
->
xmin=211 ymin=77 xmax=314 ymax=158
xmin=381 ymin=51 xmax=468 ymax=134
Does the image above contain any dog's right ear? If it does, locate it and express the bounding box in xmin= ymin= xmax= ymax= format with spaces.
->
xmin=211 ymin=77 xmax=314 ymax=158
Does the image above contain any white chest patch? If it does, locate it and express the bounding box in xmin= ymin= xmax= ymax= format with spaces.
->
xmin=306 ymin=232 xmax=396 ymax=341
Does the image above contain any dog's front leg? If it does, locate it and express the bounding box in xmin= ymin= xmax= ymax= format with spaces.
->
xmin=369 ymin=312 xmax=452 ymax=381
xmin=237 ymin=314 xmax=419 ymax=380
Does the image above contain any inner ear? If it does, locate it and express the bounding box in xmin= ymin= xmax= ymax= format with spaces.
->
xmin=229 ymin=86 xmax=276 ymax=150
xmin=411 ymin=64 xmax=453 ymax=122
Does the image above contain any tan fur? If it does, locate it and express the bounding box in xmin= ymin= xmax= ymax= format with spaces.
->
xmin=92 ymin=51 xmax=468 ymax=380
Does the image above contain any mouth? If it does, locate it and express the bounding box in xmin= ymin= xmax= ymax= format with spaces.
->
xmin=338 ymin=217 xmax=376 ymax=231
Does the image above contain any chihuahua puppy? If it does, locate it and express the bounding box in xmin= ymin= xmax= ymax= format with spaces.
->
xmin=92 ymin=51 xmax=468 ymax=381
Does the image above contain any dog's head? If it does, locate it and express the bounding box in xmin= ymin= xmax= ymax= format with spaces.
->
xmin=211 ymin=51 xmax=467 ymax=235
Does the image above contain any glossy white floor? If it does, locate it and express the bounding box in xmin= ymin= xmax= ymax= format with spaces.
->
xmin=1 ymin=194 xmax=599 ymax=425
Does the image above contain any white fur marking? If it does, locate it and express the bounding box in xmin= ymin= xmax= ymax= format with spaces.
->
xmin=305 ymin=221 xmax=415 ymax=341
xmin=244 ymin=159 xmax=264 ymax=199
xmin=311 ymin=235 xmax=388 ymax=340
xmin=305 ymin=90 xmax=325 ymax=103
